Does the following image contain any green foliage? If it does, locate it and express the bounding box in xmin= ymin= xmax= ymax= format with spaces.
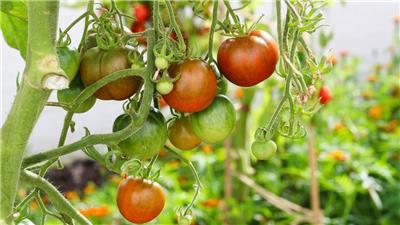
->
xmin=0 ymin=0 xmax=27 ymax=59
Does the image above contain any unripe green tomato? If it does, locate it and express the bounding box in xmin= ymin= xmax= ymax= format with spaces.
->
xmin=156 ymin=80 xmax=174 ymax=95
xmin=57 ymin=77 xmax=96 ymax=113
xmin=251 ymin=140 xmax=277 ymax=160
xmin=155 ymin=57 xmax=169 ymax=70
xmin=178 ymin=214 xmax=192 ymax=225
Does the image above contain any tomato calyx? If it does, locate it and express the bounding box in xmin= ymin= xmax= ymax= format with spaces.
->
xmin=119 ymin=156 xmax=161 ymax=181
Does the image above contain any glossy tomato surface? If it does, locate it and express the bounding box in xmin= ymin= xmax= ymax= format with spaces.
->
xmin=112 ymin=109 xmax=167 ymax=159
xmin=190 ymin=95 xmax=236 ymax=143
xmin=163 ymin=59 xmax=217 ymax=113
xmin=168 ymin=117 xmax=201 ymax=150
xmin=217 ymin=30 xmax=279 ymax=87
xmin=80 ymin=47 xmax=142 ymax=100
xmin=117 ymin=178 xmax=165 ymax=224
xmin=251 ymin=140 xmax=277 ymax=160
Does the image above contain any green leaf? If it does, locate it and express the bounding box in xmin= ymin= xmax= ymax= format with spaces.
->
xmin=0 ymin=0 xmax=28 ymax=59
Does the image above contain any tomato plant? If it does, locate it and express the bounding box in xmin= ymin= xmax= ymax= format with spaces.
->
xmin=217 ymin=30 xmax=279 ymax=87
xmin=168 ymin=117 xmax=201 ymax=150
xmin=112 ymin=108 xmax=167 ymax=160
xmin=163 ymin=59 xmax=217 ymax=113
xmin=80 ymin=47 xmax=142 ymax=100
xmin=251 ymin=140 xmax=277 ymax=160
xmin=117 ymin=178 xmax=165 ymax=224
xmin=190 ymin=95 xmax=236 ymax=144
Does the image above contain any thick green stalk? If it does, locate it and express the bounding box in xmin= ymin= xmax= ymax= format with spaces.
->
xmin=0 ymin=1 xmax=61 ymax=223
xmin=20 ymin=170 xmax=91 ymax=225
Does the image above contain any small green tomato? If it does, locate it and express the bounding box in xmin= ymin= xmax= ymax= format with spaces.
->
xmin=251 ymin=140 xmax=277 ymax=160
xmin=156 ymin=80 xmax=174 ymax=95
xmin=155 ymin=57 xmax=169 ymax=70
xmin=178 ymin=214 xmax=192 ymax=225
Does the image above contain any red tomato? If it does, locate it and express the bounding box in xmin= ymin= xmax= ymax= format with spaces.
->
xmin=163 ymin=59 xmax=217 ymax=113
xmin=319 ymin=86 xmax=331 ymax=104
xmin=117 ymin=178 xmax=165 ymax=224
xmin=133 ymin=3 xmax=150 ymax=23
xmin=217 ymin=30 xmax=279 ymax=87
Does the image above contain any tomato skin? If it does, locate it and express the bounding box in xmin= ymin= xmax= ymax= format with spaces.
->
xmin=190 ymin=95 xmax=236 ymax=144
xmin=57 ymin=77 xmax=96 ymax=113
xmin=117 ymin=178 xmax=165 ymax=224
xmin=156 ymin=80 xmax=174 ymax=95
xmin=155 ymin=57 xmax=169 ymax=70
xmin=112 ymin=109 xmax=167 ymax=160
xmin=133 ymin=3 xmax=150 ymax=23
xmin=217 ymin=30 xmax=279 ymax=87
xmin=57 ymin=47 xmax=80 ymax=81
xmin=251 ymin=140 xmax=277 ymax=160
xmin=318 ymin=86 xmax=331 ymax=104
xmin=163 ymin=59 xmax=217 ymax=113
xmin=168 ymin=117 xmax=201 ymax=150
xmin=80 ymin=47 xmax=142 ymax=100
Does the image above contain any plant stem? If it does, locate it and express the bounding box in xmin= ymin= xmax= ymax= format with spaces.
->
xmin=165 ymin=0 xmax=186 ymax=52
xmin=207 ymin=0 xmax=218 ymax=64
xmin=0 ymin=1 xmax=61 ymax=222
xmin=20 ymin=170 xmax=91 ymax=225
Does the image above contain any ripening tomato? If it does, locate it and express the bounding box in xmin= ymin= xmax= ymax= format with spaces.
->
xmin=190 ymin=95 xmax=236 ymax=143
xmin=163 ymin=59 xmax=217 ymax=113
xmin=57 ymin=76 xmax=96 ymax=113
xmin=112 ymin=109 xmax=167 ymax=159
xmin=80 ymin=47 xmax=142 ymax=100
xmin=117 ymin=178 xmax=165 ymax=224
xmin=217 ymin=30 xmax=279 ymax=87
xmin=168 ymin=117 xmax=201 ymax=150
xmin=133 ymin=3 xmax=150 ymax=23
xmin=318 ymin=86 xmax=331 ymax=104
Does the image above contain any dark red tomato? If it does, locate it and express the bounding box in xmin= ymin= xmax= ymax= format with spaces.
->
xmin=319 ymin=86 xmax=331 ymax=104
xmin=168 ymin=117 xmax=201 ymax=150
xmin=80 ymin=47 xmax=142 ymax=100
xmin=133 ymin=3 xmax=150 ymax=23
xmin=163 ymin=59 xmax=217 ymax=113
xmin=117 ymin=178 xmax=165 ymax=224
xmin=217 ymin=30 xmax=279 ymax=87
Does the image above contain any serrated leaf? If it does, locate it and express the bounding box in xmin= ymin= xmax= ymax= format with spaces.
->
xmin=0 ymin=0 xmax=27 ymax=59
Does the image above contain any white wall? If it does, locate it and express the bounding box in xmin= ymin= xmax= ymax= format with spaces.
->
xmin=1 ymin=2 xmax=399 ymax=157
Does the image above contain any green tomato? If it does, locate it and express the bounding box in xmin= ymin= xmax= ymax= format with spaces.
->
xmin=251 ymin=140 xmax=277 ymax=160
xmin=112 ymin=108 xmax=167 ymax=160
xmin=57 ymin=77 xmax=96 ymax=113
xmin=156 ymin=80 xmax=174 ymax=95
xmin=190 ymin=95 xmax=236 ymax=143
xmin=56 ymin=46 xmax=80 ymax=81
xmin=155 ymin=57 xmax=169 ymax=70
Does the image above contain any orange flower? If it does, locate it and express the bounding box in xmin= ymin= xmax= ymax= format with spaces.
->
xmin=64 ymin=191 xmax=79 ymax=201
xmin=234 ymin=88 xmax=244 ymax=99
xmin=368 ymin=106 xmax=383 ymax=120
xmin=326 ymin=54 xmax=337 ymax=65
xmin=201 ymin=144 xmax=213 ymax=154
xmin=328 ymin=149 xmax=348 ymax=161
xmin=333 ymin=122 xmax=346 ymax=132
xmin=367 ymin=74 xmax=377 ymax=82
xmin=168 ymin=160 xmax=180 ymax=169
xmin=84 ymin=183 xmax=95 ymax=195
xmin=79 ymin=205 xmax=109 ymax=218
xmin=159 ymin=148 xmax=167 ymax=157
xmin=395 ymin=15 xmax=400 ymax=24
xmin=30 ymin=201 xmax=38 ymax=210
xmin=200 ymin=198 xmax=221 ymax=208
